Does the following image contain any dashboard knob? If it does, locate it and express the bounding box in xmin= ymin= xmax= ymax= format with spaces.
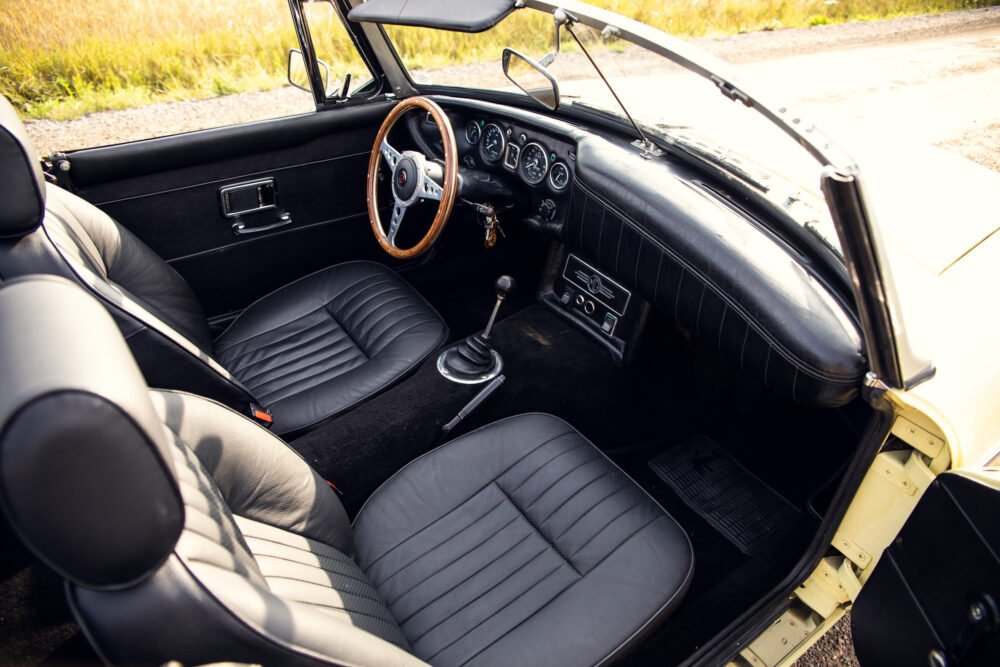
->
xmin=539 ymin=198 xmax=557 ymax=222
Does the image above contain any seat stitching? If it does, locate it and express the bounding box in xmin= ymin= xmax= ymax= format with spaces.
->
xmin=254 ymin=353 xmax=368 ymax=404
xmin=215 ymin=270 xmax=390 ymax=354
xmin=494 ymin=482 xmax=580 ymax=576
xmin=284 ymin=598 xmax=398 ymax=625
xmin=240 ymin=533 xmax=350 ymax=563
xmin=239 ymin=338 xmax=361 ymax=389
xmin=327 ymin=277 xmax=398 ymax=326
xmin=331 ymin=287 xmax=406 ymax=336
xmin=519 ymin=456 xmax=603 ymax=514
xmin=407 ymin=547 xmax=551 ymax=645
xmin=215 ymin=302 xmax=330 ymax=354
xmin=219 ymin=314 xmax=338 ymax=366
xmin=580 ymin=515 xmax=665 ymax=575
xmin=393 ymin=531 xmax=535 ymax=625
xmin=551 ymin=483 xmax=629 ymax=543
xmin=456 ymin=516 xmax=669 ymax=667
xmin=235 ymin=334 xmax=357 ymax=386
xmin=263 ymin=574 xmax=385 ymax=605
xmin=536 ymin=468 xmax=617 ymax=528
xmin=251 ymin=552 xmax=370 ymax=586
xmin=340 ymin=293 xmax=414 ymax=339
xmin=363 ymin=311 xmax=441 ymax=357
xmin=212 ymin=262 xmax=389 ymax=343
xmin=567 ymin=500 xmax=645 ymax=559
xmin=424 ymin=561 xmax=570 ymax=662
xmin=503 ymin=437 xmax=586 ymax=497
xmin=360 ymin=430 xmax=575 ymax=572
xmin=386 ymin=513 xmax=523 ymax=608
xmin=371 ymin=497 xmax=510 ymax=588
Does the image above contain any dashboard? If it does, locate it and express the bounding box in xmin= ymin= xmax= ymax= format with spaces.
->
xmin=462 ymin=119 xmax=574 ymax=194
xmin=413 ymin=97 xmax=866 ymax=410
xmin=418 ymin=110 xmax=578 ymax=228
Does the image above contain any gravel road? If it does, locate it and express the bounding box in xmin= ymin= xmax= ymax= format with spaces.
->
xmin=18 ymin=8 xmax=999 ymax=666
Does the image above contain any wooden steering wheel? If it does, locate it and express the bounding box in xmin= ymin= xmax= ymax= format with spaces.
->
xmin=366 ymin=97 xmax=458 ymax=259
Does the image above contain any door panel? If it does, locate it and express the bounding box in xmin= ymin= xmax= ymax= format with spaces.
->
xmin=852 ymin=471 xmax=1000 ymax=666
xmin=61 ymin=102 xmax=394 ymax=319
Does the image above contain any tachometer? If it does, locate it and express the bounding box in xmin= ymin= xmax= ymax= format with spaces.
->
xmin=549 ymin=161 xmax=571 ymax=191
xmin=519 ymin=142 xmax=548 ymax=185
xmin=465 ymin=121 xmax=482 ymax=144
xmin=479 ymin=123 xmax=506 ymax=163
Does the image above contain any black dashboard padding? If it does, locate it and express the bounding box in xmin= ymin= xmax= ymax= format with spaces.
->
xmin=567 ymin=137 xmax=865 ymax=407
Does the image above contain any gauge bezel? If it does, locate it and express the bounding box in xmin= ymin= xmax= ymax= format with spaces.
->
xmin=518 ymin=142 xmax=549 ymax=185
xmin=479 ymin=123 xmax=506 ymax=164
xmin=548 ymin=160 xmax=571 ymax=191
xmin=465 ymin=121 xmax=482 ymax=144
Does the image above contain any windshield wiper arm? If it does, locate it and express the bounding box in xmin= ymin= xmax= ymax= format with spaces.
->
xmin=556 ymin=10 xmax=662 ymax=159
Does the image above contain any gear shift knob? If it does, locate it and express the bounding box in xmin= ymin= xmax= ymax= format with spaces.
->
xmin=495 ymin=275 xmax=516 ymax=300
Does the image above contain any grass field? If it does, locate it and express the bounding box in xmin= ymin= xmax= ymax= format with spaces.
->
xmin=1 ymin=0 xmax=994 ymax=120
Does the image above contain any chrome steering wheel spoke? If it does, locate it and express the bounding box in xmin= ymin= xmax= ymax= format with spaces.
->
xmin=418 ymin=162 xmax=444 ymax=201
xmin=386 ymin=201 xmax=407 ymax=246
xmin=380 ymin=139 xmax=402 ymax=170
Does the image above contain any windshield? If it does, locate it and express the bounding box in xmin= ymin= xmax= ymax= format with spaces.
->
xmin=382 ymin=7 xmax=842 ymax=256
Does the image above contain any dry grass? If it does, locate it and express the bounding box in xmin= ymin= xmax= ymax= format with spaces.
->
xmin=1 ymin=0 xmax=995 ymax=119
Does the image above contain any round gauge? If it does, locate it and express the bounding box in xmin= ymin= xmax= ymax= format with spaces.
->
xmin=519 ymin=142 xmax=549 ymax=185
xmin=549 ymin=161 xmax=571 ymax=191
xmin=465 ymin=121 xmax=482 ymax=144
xmin=479 ymin=123 xmax=506 ymax=163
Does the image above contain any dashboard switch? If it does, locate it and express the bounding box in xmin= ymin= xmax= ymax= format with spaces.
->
xmin=602 ymin=312 xmax=618 ymax=334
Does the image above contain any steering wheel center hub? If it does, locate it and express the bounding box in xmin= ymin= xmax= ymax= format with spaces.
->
xmin=392 ymin=156 xmax=420 ymax=202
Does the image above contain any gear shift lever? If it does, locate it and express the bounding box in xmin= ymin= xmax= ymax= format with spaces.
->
xmin=437 ymin=275 xmax=516 ymax=383
xmin=483 ymin=275 xmax=516 ymax=340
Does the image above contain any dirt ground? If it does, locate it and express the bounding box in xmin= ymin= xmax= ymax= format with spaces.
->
xmin=17 ymin=8 xmax=1000 ymax=666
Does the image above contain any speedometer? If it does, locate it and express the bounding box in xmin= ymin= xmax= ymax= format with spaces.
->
xmin=479 ymin=123 xmax=505 ymax=163
xmin=518 ymin=142 xmax=549 ymax=185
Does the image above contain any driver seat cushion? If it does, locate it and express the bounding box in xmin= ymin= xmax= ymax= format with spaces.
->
xmin=214 ymin=261 xmax=448 ymax=436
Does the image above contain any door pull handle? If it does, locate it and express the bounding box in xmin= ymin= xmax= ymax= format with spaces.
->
xmin=232 ymin=213 xmax=292 ymax=236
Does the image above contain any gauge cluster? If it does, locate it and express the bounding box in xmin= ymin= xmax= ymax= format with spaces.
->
xmin=461 ymin=118 xmax=575 ymax=195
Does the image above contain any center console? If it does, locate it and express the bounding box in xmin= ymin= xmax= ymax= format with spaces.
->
xmin=539 ymin=244 xmax=649 ymax=364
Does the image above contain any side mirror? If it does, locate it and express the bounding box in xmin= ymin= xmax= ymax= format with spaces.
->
xmin=287 ymin=49 xmax=330 ymax=95
xmin=502 ymin=48 xmax=560 ymax=111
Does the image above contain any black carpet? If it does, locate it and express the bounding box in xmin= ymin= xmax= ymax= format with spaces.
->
xmin=291 ymin=303 xmax=705 ymax=516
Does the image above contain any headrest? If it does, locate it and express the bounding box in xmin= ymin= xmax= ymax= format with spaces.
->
xmin=0 ymin=96 xmax=46 ymax=238
xmin=0 ymin=276 xmax=183 ymax=588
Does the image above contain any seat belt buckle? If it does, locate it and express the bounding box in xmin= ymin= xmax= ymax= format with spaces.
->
xmin=249 ymin=404 xmax=274 ymax=429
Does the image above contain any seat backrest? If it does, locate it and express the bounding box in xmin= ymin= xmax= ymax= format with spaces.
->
xmin=0 ymin=276 xmax=423 ymax=667
xmin=0 ymin=95 xmax=253 ymax=413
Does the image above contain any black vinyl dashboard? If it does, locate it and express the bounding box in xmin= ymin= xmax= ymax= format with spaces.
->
xmin=422 ymin=97 xmax=867 ymax=408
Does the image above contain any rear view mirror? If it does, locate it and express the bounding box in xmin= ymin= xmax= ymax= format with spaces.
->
xmin=502 ymin=48 xmax=560 ymax=111
xmin=287 ymin=49 xmax=330 ymax=95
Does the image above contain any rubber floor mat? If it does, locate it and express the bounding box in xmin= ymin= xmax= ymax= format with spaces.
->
xmin=649 ymin=436 xmax=799 ymax=555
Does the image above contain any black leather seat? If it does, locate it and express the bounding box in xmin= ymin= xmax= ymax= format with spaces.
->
xmin=0 ymin=277 xmax=694 ymax=667
xmin=0 ymin=96 xmax=446 ymax=437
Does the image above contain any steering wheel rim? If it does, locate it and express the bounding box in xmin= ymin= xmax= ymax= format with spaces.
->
xmin=366 ymin=97 xmax=458 ymax=259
